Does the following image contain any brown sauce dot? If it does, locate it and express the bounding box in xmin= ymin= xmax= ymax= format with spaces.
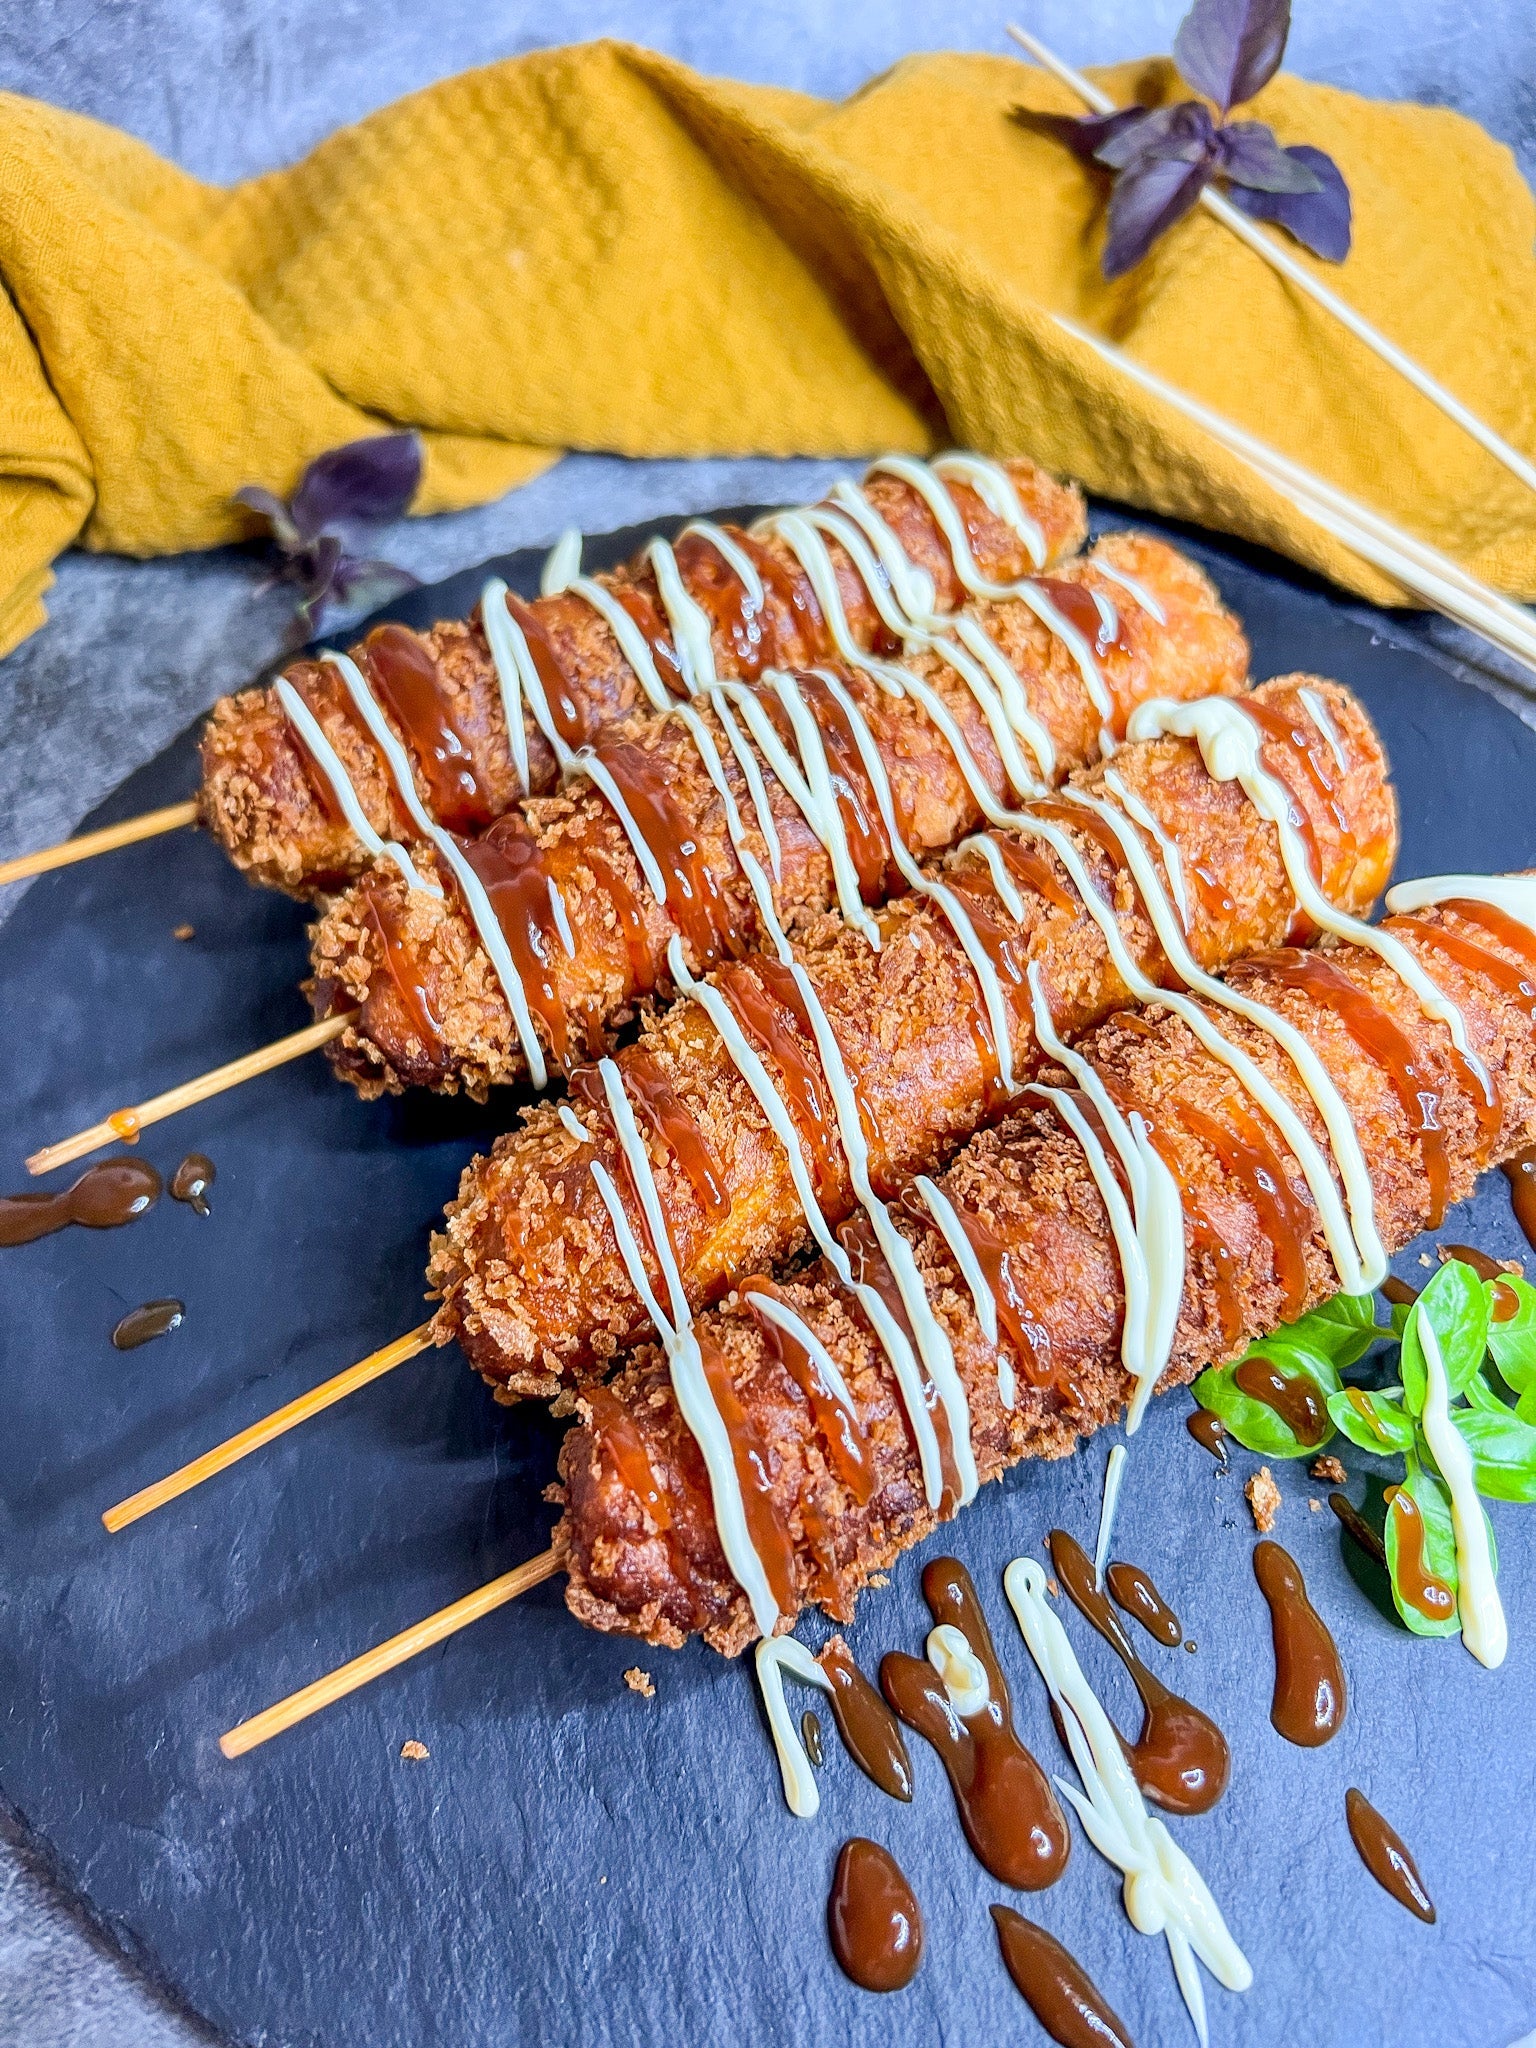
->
xmin=991 ymin=1906 xmax=1134 ymax=2048
xmin=1345 ymin=1788 xmax=1436 ymax=1923
xmin=170 ymin=1153 xmax=216 ymax=1217
xmin=827 ymin=1839 xmax=922 ymax=1993
xmin=112 ymin=1299 xmax=184 ymax=1350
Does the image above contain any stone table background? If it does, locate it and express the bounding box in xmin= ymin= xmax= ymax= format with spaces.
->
xmin=1 ymin=3 xmax=1534 ymax=2043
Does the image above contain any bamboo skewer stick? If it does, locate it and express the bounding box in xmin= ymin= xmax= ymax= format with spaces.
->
xmin=103 ymin=1323 xmax=434 ymax=1533
xmin=1006 ymin=24 xmax=1536 ymax=499
xmin=1051 ymin=314 xmax=1536 ymax=677
xmin=26 ymin=1012 xmax=355 ymax=1177
xmin=0 ymin=800 xmax=199 ymax=889
xmin=219 ymin=1547 xmax=562 ymax=1758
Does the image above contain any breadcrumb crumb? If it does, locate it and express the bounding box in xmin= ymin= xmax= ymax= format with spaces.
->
xmin=1246 ymin=1467 xmax=1281 ymax=1533
xmin=1046 ymin=1578 xmax=1060 ymax=1599
xmin=399 ymin=1740 xmax=429 ymax=1761
xmin=868 ymin=1573 xmax=890 ymax=1588
xmin=1310 ymin=1454 xmax=1347 ymax=1484
xmin=173 ymin=923 xmax=195 ymax=941
xmin=1308 ymin=1498 xmax=1322 ymax=1512
xmin=623 ymin=1667 xmax=655 ymax=1698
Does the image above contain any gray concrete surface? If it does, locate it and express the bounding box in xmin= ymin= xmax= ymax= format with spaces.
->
xmin=1 ymin=4 xmax=1533 ymax=2043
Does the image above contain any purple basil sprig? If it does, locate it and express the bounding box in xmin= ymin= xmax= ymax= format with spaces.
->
xmin=1014 ymin=0 xmax=1352 ymax=277
xmin=237 ymin=432 xmax=423 ymax=642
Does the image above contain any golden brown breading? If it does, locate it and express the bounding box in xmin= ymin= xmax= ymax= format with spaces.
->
xmin=309 ymin=532 xmax=1248 ymax=1098
xmin=430 ymin=676 xmax=1394 ymax=1398
xmin=556 ymin=894 xmax=1536 ymax=1654
xmin=198 ymin=461 xmax=1087 ymax=895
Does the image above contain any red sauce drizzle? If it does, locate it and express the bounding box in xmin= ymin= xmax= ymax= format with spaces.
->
xmin=362 ymin=887 xmax=443 ymax=1049
xmin=586 ymin=850 xmax=656 ymax=997
xmin=1442 ymin=897 xmax=1536 ymax=979
xmin=796 ymin=672 xmax=898 ymax=901
xmin=994 ymin=837 xmax=1078 ymax=916
xmin=716 ymin=958 xmax=841 ymax=1200
xmin=1244 ymin=695 xmax=1351 ymax=899
xmin=582 ymin=1383 xmax=697 ymax=1595
xmin=1032 ymin=576 xmax=1129 ymax=657
xmin=362 ymin=624 xmax=494 ymax=831
xmin=1178 ymin=1099 xmax=1313 ymax=1318
xmin=457 ymin=816 xmax=572 ymax=1069
xmin=742 ymin=1277 xmax=874 ymax=1503
xmin=612 ymin=582 xmax=687 ymax=699
xmin=837 ymin=1213 xmax=962 ymax=1514
xmin=1025 ymin=796 xmax=1128 ymax=881
xmin=589 ymin=735 xmax=747 ymax=969
xmin=732 ymin=530 xmax=832 ymax=664
xmin=912 ymin=1189 xmax=1054 ymax=1388
xmin=1238 ymin=948 xmax=1451 ymax=1226
xmin=503 ymin=590 xmax=599 ymax=747
xmin=288 ymin=668 xmax=367 ymax=827
xmin=1380 ymin=913 xmax=1513 ymax=1153
xmin=673 ymin=530 xmax=763 ymax=677
xmin=615 ymin=1050 xmax=731 ymax=1223
xmin=696 ymin=1335 xmax=799 ymax=1614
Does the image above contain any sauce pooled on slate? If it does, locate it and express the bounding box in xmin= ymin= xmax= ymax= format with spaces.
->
xmin=1050 ymin=1531 xmax=1229 ymax=1816
xmin=1186 ymin=1407 xmax=1228 ymax=1462
xmin=1105 ymin=1560 xmax=1182 ymax=1647
xmin=881 ymin=1558 xmax=1069 ymax=1888
xmin=827 ymin=1839 xmax=923 ymax=1993
xmin=0 ymin=1159 xmax=161 ymax=1248
xmin=1344 ymin=1788 xmax=1436 ymax=1923
xmin=170 ymin=1153 xmax=215 ymax=1216
xmin=1252 ymin=1540 xmax=1347 ymax=1745
xmin=991 ymin=1906 xmax=1135 ymax=2048
xmin=112 ymin=1299 xmax=184 ymax=1350
xmin=817 ymin=1638 xmax=912 ymax=1801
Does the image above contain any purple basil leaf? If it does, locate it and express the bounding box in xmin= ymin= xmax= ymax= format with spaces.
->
xmin=1217 ymin=119 xmax=1323 ymax=191
xmin=1225 ymin=143 xmax=1352 ymax=260
xmin=331 ymin=557 xmax=421 ymax=612
xmin=1096 ymin=98 xmax=1214 ymax=171
xmin=234 ymin=484 xmax=303 ymax=553
xmin=1103 ymin=154 xmax=1213 ymax=277
xmin=1010 ymin=104 xmax=1154 ymax=163
xmin=294 ymin=533 xmax=344 ymax=604
xmin=288 ymin=432 xmax=422 ymax=540
xmin=1173 ymin=0 xmax=1291 ymax=114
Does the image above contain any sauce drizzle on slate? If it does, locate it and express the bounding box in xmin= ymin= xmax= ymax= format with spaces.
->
xmin=991 ymin=1906 xmax=1135 ymax=2048
xmin=112 ymin=1299 xmax=184 ymax=1350
xmin=1252 ymin=1540 xmax=1347 ymax=1745
xmin=1344 ymin=1789 xmax=1436 ymax=1923
xmin=827 ymin=1839 xmax=923 ymax=1993
xmin=0 ymin=1160 xmax=161 ymax=1248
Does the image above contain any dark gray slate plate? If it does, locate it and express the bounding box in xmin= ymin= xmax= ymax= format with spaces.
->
xmin=2 ymin=504 xmax=1535 ymax=2048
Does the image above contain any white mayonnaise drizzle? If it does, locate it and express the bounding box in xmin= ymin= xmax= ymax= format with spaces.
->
xmin=1100 ymin=766 xmax=1191 ymax=929
xmin=1094 ymin=1443 xmax=1129 ymax=1585
xmin=585 ymin=1056 xmax=783 ymax=1638
xmin=323 ymin=652 xmax=552 ymax=1084
xmin=911 ymin=1173 xmax=1017 ymax=1410
xmin=930 ymin=451 xmax=1048 ymax=568
xmin=926 ymin=1623 xmax=991 ymax=1716
xmin=1092 ymin=554 xmax=1167 ymax=627
xmin=540 ymin=527 xmax=582 ymax=596
xmin=1415 ymin=1313 xmax=1507 ymax=1669
xmin=1297 ymin=684 xmax=1348 ymax=773
xmin=1004 ymin=1558 xmax=1252 ymax=2045
xmin=754 ymin=1636 xmax=834 ymax=1817
xmin=480 ymin=576 xmax=576 ymax=782
xmin=273 ymin=674 xmax=436 ymax=894
xmin=1128 ymin=696 xmax=1495 ymax=1109
xmin=556 ymin=1103 xmax=589 ymax=1145
xmin=1384 ymin=874 xmax=1536 ymax=929
xmin=547 ymin=879 xmax=576 ymax=958
xmin=743 ymin=1286 xmax=862 ymax=1416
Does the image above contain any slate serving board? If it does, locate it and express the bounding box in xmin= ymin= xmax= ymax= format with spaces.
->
xmin=2 ymin=503 xmax=1535 ymax=2048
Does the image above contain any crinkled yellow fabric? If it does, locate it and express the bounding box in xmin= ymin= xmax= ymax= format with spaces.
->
xmin=2 ymin=42 xmax=1534 ymax=656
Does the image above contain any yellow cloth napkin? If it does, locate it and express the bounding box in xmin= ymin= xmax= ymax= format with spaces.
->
xmin=1 ymin=41 xmax=1534 ymax=656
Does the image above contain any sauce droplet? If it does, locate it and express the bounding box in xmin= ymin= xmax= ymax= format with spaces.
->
xmin=1186 ymin=1407 xmax=1228 ymax=1462
xmin=990 ymin=1907 xmax=1135 ymax=2048
xmin=881 ymin=1559 xmax=1070 ymax=1887
xmin=1381 ymin=1275 xmax=1420 ymax=1307
xmin=1503 ymin=1143 xmax=1536 ymax=1257
xmin=0 ymin=1159 xmax=162 ymax=1248
xmin=111 ymin=1299 xmax=184 ymax=1350
xmin=827 ymin=1839 xmax=923 ymax=1993
xmin=1233 ymin=1355 xmax=1331 ymax=1445
xmin=1050 ymin=1531 xmax=1229 ymax=1816
xmin=1105 ymin=1560 xmax=1182 ymax=1647
xmin=1440 ymin=1243 xmax=1509 ymax=1284
xmin=170 ymin=1152 xmax=216 ymax=1217
xmin=818 ymin=1637 xmax=913 ymax=1802
xmin=1252 ymin=1540 xmax=1347 ymax=1745
xmin=800 ymin=1710 xmax=824 ymax=1769
xmin=1344 ymin=1788 xmax=1436 ymax=1923
xmin=1385 ymin=1487 xmax=1456 ymax=1622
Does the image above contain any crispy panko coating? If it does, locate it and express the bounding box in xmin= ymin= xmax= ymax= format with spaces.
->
xmin=198 ymin=460 xmax=1086 ymax=895
xmin=431 ymin=677 xmax=1394 ymax=1398
xmin=555 ymin=894 xmax=1536 ymax=1653
xmin=309 ymin=532 xmax=1248 ymax=1099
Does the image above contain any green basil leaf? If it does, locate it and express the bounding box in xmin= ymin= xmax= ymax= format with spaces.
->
xmin=1325 ymin=1384 xmax=1416 ymax=1454
xmin=1416 ymin=1261 xmax=1492 ymax=1397
xmin=1517 ymin=1385 xmax=1536 ymax=1427
xmin=1485 ymin=1275 xmax=1536 ymax=1396
xmin=1290 ymin=1291 xmax=1383 ymax=1368
xmin=1388 ymin=1299 xmax=1414 ymax=1339
xmin=1192 ymin=1345 xmax=1339 ymax=1458
xmin=1452 ymin=1403 xmax=1536 ymax=1502
xmin=1384 ymin=1459 xmax=1460 ymax=1638
xmin=1459 ymin=1367 xmax=1508 ymax=1415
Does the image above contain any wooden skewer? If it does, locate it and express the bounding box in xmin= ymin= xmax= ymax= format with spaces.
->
xmin=103 ymin=1323 xmax=434 ymax=1533
xmin=219 ymin=1547 xmax=562 ymax=1758
xmin=0 ymin=800 xmax=199 ymax=889
xmin=26 ymin=1012 xmax=355 ymax=1177
xmin=1007 ymin=24 xmax=1536 ymax=500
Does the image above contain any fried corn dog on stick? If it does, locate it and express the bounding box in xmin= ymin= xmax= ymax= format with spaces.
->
xmin=430 ymin=676 xmax=1394 ymax=1399
xmin=199 ymin=457 xmax=1086 ymax=894
xmin=309 ymin=531 xmax=1247 ymax=1097
xmin=555 ymin=879 xmax=1536 ymax=1655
